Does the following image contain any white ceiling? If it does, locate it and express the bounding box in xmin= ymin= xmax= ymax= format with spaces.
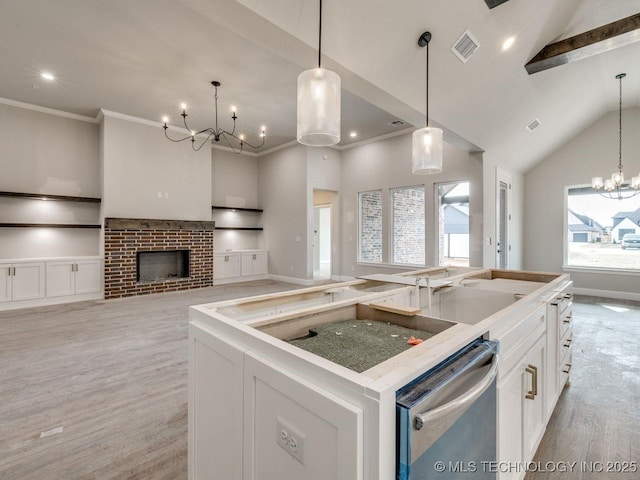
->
xmin=1 ymin=0 xmax=638 ymax=171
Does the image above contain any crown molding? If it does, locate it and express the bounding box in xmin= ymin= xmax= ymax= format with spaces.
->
xmin=0 ymin=97 xmax=99 ymax=123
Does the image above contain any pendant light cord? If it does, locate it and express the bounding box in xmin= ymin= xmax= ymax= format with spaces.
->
xmin=425 ymin=39 xmax=429 ymax=128
xmin=318 ymin=0 xmax=323 ymax=68
xmin=618 ymin=74 xmax=623 ymax=172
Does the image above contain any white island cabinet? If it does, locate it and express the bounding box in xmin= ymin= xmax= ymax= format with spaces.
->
xmin=189 ymin=268 xmax=572 ymax=480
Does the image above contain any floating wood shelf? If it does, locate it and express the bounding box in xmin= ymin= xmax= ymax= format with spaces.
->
xmin=215 ymin=227 xmax=263 ymax=231
xmin=212 ymin=206 xmax=263 ymax=213
xmin=0 ymin=191 xmax=101 ymax=203
xmin=0 ymin=223 xmax=102 ymax=229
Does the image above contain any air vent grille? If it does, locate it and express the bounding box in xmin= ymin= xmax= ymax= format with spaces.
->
xmin=526 ymin=118 xmax=541 ymax=132
xmin=388 ymin=120 xmax=406 ymax=126
xmin=451 ymin=30 xmax=480 ymax=63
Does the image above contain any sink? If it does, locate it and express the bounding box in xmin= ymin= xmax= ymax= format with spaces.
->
xmin=420 ymin=286 xmax=519 ymax=325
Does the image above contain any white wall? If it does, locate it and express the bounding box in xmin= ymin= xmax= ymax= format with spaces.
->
xmin=0 ymin=103 xmax=100 ymax=258
xmin=101 ymin=114 xmax=211 ymax=221
xmin=211 ymin=149 xmax=263 ymax=251
xmin=340 ymin=133 xmax=483 ymax=277
xmin=258 ymin=144 xmax=308 ymax=280
xmin=524 ymin=108 xmax=640 ymax=297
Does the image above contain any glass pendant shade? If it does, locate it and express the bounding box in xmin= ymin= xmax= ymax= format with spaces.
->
xmin=632 ymin=176 xmax=640 ymax=189
xmin=412 ymin=126 xmax=443 ymax=174
xmin=604 ymin=179 xmax=614 ymax=191
xmin=297 ymin=68 xmax=341 ymax=146
xmin=611 ymin=171 xmax=624 ymax=186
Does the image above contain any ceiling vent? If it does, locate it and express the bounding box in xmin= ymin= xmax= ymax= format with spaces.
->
xmin=388 ymin=120 xmax=406 ymax=126
xmin=451 ymin=30 xmax=480 ymax=63
xmin=526 ymin=118 xmax=541 ymax=132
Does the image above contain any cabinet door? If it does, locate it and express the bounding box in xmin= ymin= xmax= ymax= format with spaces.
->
xmin=497 ymin=360 xmax=525 ymax=480
xmin=253 ymin=252 xmax=268 ymax=276
xmin=241 ymin=253 xmax=254 ymax=276
xmin=524 ymin=335 xmax=546 ymax=462
xmin=0 ymin=264 xmax=11 ymax=303
xmin=12 ymin=262 xmax=45 ymax=301
xmin=46 ymin=261 xmax=76 ymax=298
xmin=214 ymin=255 xmax=227 ymax=280
xmin=75 ymin=259 xmax=102 ymax=294
xmin=544 ymin=303 xmax=558 ymax=420
xmin=226 ymin=254 xmax=241 ymax=278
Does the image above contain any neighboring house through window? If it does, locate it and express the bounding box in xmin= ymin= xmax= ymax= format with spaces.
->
xmin=358 ymin=190 xmax=382 ymax=262
xmin=391 ymin=186 xmax=425 ymax=265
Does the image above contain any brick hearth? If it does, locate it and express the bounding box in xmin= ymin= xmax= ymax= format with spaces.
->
xmin=104 ymin=218 xmax=215 ymax=299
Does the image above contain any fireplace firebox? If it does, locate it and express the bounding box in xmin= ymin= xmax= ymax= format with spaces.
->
xmin=137 ymin=250 xmax=190 ymax=283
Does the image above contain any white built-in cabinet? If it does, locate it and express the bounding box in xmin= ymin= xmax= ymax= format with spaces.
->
xmin=214 ymin=250 xmax=268 ymax=283
xmin=0 ymin=257 xmax=102 ymax=310
xmin=0 ymin=262 xmax=45 ymax=303
xmin=46 ymin=258 xmax=102 ymax=297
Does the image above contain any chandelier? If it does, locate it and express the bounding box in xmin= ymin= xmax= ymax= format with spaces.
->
xmin=162 ymin=81 xmax=266 ymax=154
xmin=591 ymin=73 xmax=640 ymax=199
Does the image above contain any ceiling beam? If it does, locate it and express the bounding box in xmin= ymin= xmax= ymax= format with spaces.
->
xmin=526 ymin=13 xmax=640 ymax=75
xmin=484 ymin=0 xmax=510 ymax=9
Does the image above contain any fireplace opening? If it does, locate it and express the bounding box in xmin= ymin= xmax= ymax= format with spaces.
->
xmin=137 ymin=250 xmax=190 ymax=283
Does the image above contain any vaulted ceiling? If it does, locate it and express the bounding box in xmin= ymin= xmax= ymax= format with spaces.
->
xmin=1 ymin=0 xmax=638 ymax=172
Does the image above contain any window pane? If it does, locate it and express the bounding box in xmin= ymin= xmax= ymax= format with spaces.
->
xmin=567 ymin=186 xmax=640 ymax=269
xmin=392 ymin=186 xmax=425 ymax=265
xmin=359 ymin=190 xmax=382 ymax=262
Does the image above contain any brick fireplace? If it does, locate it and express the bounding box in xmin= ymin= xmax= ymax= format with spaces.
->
xmin=104 ymin=218 xmax=215 ymax=299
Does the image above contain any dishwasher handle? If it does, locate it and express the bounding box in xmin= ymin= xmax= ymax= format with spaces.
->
xmin=414 ymin=354 xmax=499 ymax=430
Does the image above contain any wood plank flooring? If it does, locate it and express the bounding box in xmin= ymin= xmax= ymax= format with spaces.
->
xmin=525 ymin=296 xmax=640 ymax=480
xmin=1 ymin=288 xmax=638 ymax=479
xmin=0 ymin=281 xmax=305 ymax=480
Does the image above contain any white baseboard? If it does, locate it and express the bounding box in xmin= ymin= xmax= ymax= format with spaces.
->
xmin=268 ymin=274 xmax=314 ymax=286
xmin=574 ymin=287 xmax=640 ymax=302
xmin=0 ymin=291 xmax=103 ymax=311
xmin=213 ymin=274 xmax=268 ymax=285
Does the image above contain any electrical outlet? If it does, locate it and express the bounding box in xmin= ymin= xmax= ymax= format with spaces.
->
xmin=276 ymin=416 xmax=305 ymax=464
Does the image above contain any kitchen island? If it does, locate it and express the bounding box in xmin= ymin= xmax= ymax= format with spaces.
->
xmin=188 ymin=268 xmax=572 ymax=480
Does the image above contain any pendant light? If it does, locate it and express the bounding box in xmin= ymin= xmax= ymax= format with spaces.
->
xmin=412 ymin=31 xmax=443 ymax=174
xmin=297 ymin=0 xmax=341 ymax=146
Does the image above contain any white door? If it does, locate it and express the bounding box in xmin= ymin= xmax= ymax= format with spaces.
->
xmin=524 ymin=335 xmax=546 ymax=461
xmin=12 ymin=262 xmax=45 ymax=301
xmin=497 ymin=360 xmax=525 ymax=480
xmin=46 ymin=261 xmax=76 ymax=297
xmin=313 ymin=205 xmax=331 ymax=279
xmin=214 ymin=254 xmax=227 ymax=280
xmin=75 ymin=259 xmax=102 ymax=294
xmin=226 ymin=254 xmax=241 ymax=278
xmin=0 ymin=264 xmax=12 ymax=303
xmin=241 ymin=253 xmax=254 ymax=276
xmin=253 ymin=252 xmax=268 ymax=276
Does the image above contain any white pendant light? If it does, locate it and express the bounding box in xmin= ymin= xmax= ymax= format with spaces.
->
xmin=412 ymin=31 xmax=443 ymax=174
xmin=297 ymin=0 xmax=341 ymax=147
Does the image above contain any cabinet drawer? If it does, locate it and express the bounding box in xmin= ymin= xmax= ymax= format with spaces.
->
xmin=559 ymin=350 xmax=572 ymax=390
xmin=559 ymin=307 xmax=572 ymax=339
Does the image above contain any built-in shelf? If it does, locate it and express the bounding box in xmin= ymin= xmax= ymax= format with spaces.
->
xmin=0 ymin=191 xmax=102 ymax=203
xmin=215 ymin=227 xmax=263 ymax=231
xmin=0 ymin=223 xmax=101 ymax=229
xmin=212 ymin=205 xmax=263 ymax=213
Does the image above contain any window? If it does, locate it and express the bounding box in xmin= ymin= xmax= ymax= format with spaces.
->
xmin=391 ymin=186 xmax=425 ymax=265
xmin=358 ymin=190 xmax=382 ymax=262
xmin=566 ymin=186 xmax=640 ymax=270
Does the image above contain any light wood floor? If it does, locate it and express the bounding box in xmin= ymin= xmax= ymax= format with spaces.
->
xmin=1 ymin=288 xmax=638 ymax=479
xmin=0 ymin=280 xmax=306 ymax=480
xmin=525 ymin=296 xmax=640 ymax=480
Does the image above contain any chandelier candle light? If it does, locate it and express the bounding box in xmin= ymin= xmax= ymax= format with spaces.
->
xmin=412 ymin=31 xmax=443 ymax=175
xmin=162 ymin=81 xmax=265 ymax=154
xmin=297 ymin=0 xmax=341 ymax=146
xmin=591 ymin=73 xmax=640 ymax=199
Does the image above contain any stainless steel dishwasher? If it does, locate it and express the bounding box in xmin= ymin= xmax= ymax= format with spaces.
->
xmin=396 ymin=338 xmax=499 ymax=479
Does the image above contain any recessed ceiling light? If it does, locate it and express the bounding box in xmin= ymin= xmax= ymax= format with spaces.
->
xmin=41 ymin=72 xmax=55 ymax=81
xmin=501 ymin=36 xmax=516 ymax=52
xmin=350 ymin=131 xmax=357 ymax=138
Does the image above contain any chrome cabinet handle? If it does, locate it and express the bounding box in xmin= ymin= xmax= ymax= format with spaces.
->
xmin=525 ymin=364 xmax=538 ymax=400
xmin=12 ymin=267 xmax=16 ymax=276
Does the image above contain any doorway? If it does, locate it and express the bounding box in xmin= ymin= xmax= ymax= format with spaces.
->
xmin=496 ymin=169 xmax=512 ymax=269
xmin=435 ymin=181 xmax=470 ymax=267
xmin=313 ymin=205 xmax=331 ymax=279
